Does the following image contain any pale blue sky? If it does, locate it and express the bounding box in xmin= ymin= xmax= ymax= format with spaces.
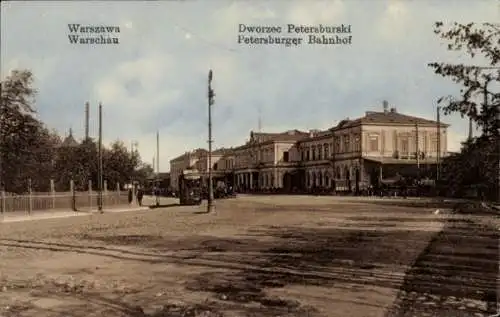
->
xmin=2 ymin=0 xmax=498 ymax=171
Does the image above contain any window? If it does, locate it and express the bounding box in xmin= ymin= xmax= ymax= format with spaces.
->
xmin=213 ymin=163 xmax=218 ymax=170
xmin=283 ymin=151 xmax=289 ymax=162
xmin=401 ymin=138 xmax=409 ymax=154
xmin=354 ymin=135 xmax=360 ymax=151
xmin=317 ymin=146 xmax=322 ymax=160
xmin=344 ymin=135 xmax=350 ymax=152
xmin=306 ymin=148 xmax=310 ymax=160
xmin=345 ymin=166 xmax=350 ymax=180
xmin=431 ymin=139 xmax=438 ymax=153
xmin=312 ymin=146 xmax=316 ymax=160
xmin=335 ymin=136 xmax=341 ymax=153
xmin=369 ymin=136 xmax=379 ymax=151
xmin=301 ymin=149 xmax=305 ymax=161
xmin=324 ymin=144 xmax=329 ymax=159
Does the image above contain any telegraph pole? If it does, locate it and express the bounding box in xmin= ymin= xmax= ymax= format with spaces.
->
xmin=85 ymin=101 xmax=90 ymax=141
xmin=331 ymin=128 xmax=336 ymax=194
xmin=98 ymin=102 xmax=103 ymax=213
xmin=436 ymin=106 xmax=441 ymax=181
xmin=130 ymin=141 xmax=137 ymax=191
xmin=0 ymin=101 xmax=4 ymax=215
xmin=207 ymin=70 xmax=215 ymax=213
xmin=415 ymin=122 xmax=420 ymax=179
xmin=156 ymin=131 xmax=160 ymax=207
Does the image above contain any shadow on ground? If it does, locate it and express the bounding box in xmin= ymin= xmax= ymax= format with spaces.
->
xmin=385 ymin=208 xmax=498 ymax=317
xmin=2 ymin=226 xmax=433 ymax=316
xmin=2 ymin=205 xmax=497 ymax=317
xmin=363 ymin=199 xmax=500 ymax=215
xmin=148 ymin=204 xmax=180 ymax=209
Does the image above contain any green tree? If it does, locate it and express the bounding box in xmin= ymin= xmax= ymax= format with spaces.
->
xmin=429 ymin=22 xmax=499 ymax=200
xmin=102 ymin=141 xmax=153 ymax=189
xmin=103 ymin=141 xmax=133 ymax=189
xmin=2 ymin=69 xmax=153 ymax=193
xmin=134 ymin=162 xmax=155 ymax=184
xmin=1 ymin=70 xmax=60 ymax=192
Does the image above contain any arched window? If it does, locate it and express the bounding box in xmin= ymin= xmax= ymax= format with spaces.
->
xmin=345 ymin=166 xmax=350 ymax=180
xmin=317 ymin=171 xmax=323 ymax=186
xmin=324 ymin=144 xmax=329 ymax=159
xmin=324 ymin=173 xmax=330 ymax=188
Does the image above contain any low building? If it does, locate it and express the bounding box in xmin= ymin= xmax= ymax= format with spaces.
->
xmin=195 ymin=148 xmax=235 ymax=185
xmin=169 ymin=101 xmax=449 ymax=193
xmin=169 ymin=148 xmax=207 ymax=190
xmin=231 ymin=130 xmax=311 ymax=190
xmin=297 ymin=101 xmax=449 ymax=192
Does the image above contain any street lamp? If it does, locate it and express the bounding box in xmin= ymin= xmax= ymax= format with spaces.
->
xmin=98 ymin=102 xmax=103 ymax=213
xmin=207 ymin=70 xmax=215 ymax=213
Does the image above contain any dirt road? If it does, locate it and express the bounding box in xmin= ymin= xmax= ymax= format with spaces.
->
xmin=0 ymin=196 xmax=497 ymax=317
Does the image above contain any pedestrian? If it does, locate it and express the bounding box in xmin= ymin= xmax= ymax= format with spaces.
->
xmin=127 ymin=188 xmax=133 ymax=204
xmin=137 ymin=187 xmax=144 ymax=206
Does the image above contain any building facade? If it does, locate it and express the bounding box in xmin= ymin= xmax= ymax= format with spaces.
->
xmin=232 ymin=130 xmax=309 ymax=190
xmin=170 ymin=102 xmax=449 ymax=192
xmin=169 ymin=148 xmax=207 ymax=190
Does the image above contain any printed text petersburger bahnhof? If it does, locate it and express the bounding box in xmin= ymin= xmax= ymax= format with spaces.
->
xmin=237 ymin=23 xmax=353 ymax=47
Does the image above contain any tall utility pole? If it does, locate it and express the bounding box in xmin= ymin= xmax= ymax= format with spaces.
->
xmin=415 ymin=122 xmax=420 ymax=178
xmin=130 ymin=141 xmax=138 ymax=189
xmin=0 ymin=101 xmax=3 ymax=215
xmin=330 ymin=127 xmax=336 ymax=194
xmin=468 ymin=115 xmax=474 ymax=140
xmin=436 ymin=106 xmax=441 ymax=181
xmin=258 ymin=106 xmax=262 ymax=132
xmin=156 ymin=131 xmax=160 ymax=206
xmin=98 ymin=102 xmax=103 ymax=213
xmin=207 ymin=70 xmax=215 ymax=213
xmin=131 ymin=141 xmax=138 ymax=153
xmin=85 ymin=101 xmax=90 ymax=140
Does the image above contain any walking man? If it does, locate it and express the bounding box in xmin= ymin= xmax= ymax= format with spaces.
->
xmin=127 ymin=188 xmax=133 ymax=204
xmin=137 ymin=187 xmax=144 ymax=206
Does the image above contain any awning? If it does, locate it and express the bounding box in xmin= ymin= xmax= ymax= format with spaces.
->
xmin=363 ymin=156 xmax=439 ymax=165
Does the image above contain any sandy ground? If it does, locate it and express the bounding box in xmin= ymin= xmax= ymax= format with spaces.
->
xmin=0 ymin=195 xmax=497 ymax=317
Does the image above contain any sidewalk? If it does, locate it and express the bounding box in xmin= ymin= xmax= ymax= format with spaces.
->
xmin=0 ymin=205 xmax=149 ymax=223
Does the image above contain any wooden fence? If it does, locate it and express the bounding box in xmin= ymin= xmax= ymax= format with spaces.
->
xmin=0 ymin=180 xmax=130 ymax=213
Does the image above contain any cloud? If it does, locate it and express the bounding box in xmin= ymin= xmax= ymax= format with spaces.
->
xmin=286 ymin=0 xmax=345 ymax=24
xmin=376 ymin=1 xmax=411 ymax=41
xmin=2 ymin=0 xmax=498 ymax=171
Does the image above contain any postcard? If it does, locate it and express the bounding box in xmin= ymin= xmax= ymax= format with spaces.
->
xmin=1 ymin=1 xmax=499 ymax=316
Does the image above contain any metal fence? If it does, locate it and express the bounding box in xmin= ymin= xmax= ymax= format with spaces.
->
xmin=0 ymin=179 xmax=130 ymax=214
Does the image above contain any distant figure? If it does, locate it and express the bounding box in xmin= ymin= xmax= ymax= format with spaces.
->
xmin=127 ymin=188 xmax=133 ymax=204
xmin=137 ymin=188 xmax=144 ymax=206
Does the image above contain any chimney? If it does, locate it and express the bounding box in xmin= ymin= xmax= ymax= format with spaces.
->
xmin=383 ymin=100 xmax=389 ymax=113
xmin=390 ymin=107 xmax=397 ymax=113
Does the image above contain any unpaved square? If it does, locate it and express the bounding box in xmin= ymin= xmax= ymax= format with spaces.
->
xmin=0 ymin=196 xmax=497 ymax=317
